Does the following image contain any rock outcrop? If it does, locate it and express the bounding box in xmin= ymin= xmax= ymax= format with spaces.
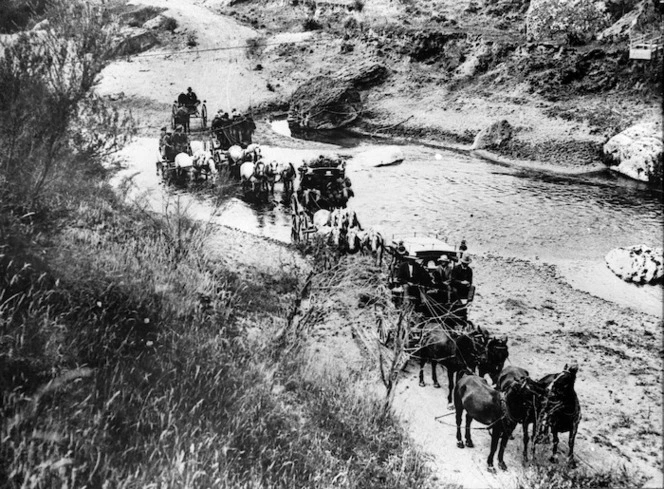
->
xmin=114 ymin=28 xmax=158 ymax=56
xmin=288 ymin=63 xmax=387 ymax=130
xmin=471 ymin=120 xmax=513 ymax=150
xmin=288 ymin=76 xmax=361 ymax=130
xmin=335 ymin=62 xmax=388 ymax=89
xmin=606 ymin=245 xmax=664 ymax=284
xmin=603 ymin=121 xmax=663 ymax=183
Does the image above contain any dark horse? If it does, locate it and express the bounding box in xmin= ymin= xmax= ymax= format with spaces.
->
xmin=412 ymin=319 xmax=509 ymax=407
xmin=174 ymin=106 xmax=191 ymax=134
xmin=498 ymin=365 xmax=541 ymax=462
xmin=455 ymin=370 xmax=546 ymax=471
xmin=535 ymin=363 xmax=581 ymax=466
xmin=280 ymin=162 xmax=296 ymax=193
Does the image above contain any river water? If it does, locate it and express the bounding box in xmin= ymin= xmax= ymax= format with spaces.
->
xmin=220 ymin=123 xmax=663 ymax=316
xmin=117 ymin=127 xmax=663 ymax=317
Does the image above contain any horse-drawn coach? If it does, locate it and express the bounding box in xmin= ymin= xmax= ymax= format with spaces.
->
xmin=210 ymin=113 xmax=257 ymax=178
xmin=382 ymin=234 xmax=475 ymax=328
xmin=290 ymin=156 xmax=354 ymax=242
xmin=171 ymin=99 xmax=208 ymax=133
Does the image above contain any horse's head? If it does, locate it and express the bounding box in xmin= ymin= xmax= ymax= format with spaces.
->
xmin=368 ymin=228 xmax=383 ymax=252
xmin=254 ymin=160 xmax=266 ymax=178
xmin=549 ymin=363 xmax=578 ymax=398
xmin=485 ymin=336 xmax=509 ymax=382
xmin=266 ymin=160 xmax=279 ymax=176
xmin=347 ymin=227 xmax=363 ymax=252
xmin=330 ymin=226 xmax=341 ymax=247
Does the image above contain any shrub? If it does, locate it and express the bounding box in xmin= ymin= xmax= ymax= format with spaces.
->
xmin=162 ymin=16 xmax=177 ymax=31
xmin=0 ymin=0 xmax=134 ymax=215
xmin=245 ymin=36 xmax=266 ymax=58
xmin=0 ymin=0 xmax=49 ymax=33
xmin=303 ymin=17 xmax=323 ymax=31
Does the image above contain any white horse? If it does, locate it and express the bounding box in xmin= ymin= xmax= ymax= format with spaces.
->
xmin=228 ymin=145 xmax=245 ymax=165
xmin=338 ymin=209 xmax=361 ymax=231
xmin=363 ymin=227 xmax=385 ymax=265
xmin=174 ymin=152 xmax=193 ymax=169
xmin=239 ymin=160 xmax=268 ymax=194
xmin=347 ymin=226 xmax=364 ymax=254
xmin=245 ymin=143 xmax=262 ymax=163
xmin=313 ymin=209 xmax=331 ymax=230
xmin=265 ymin=160 xmax=280 ymax=193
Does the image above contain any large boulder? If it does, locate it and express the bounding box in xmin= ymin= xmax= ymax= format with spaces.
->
xmin=603 ymin=121 xmax=663 ymax=183
xmin=606 ymin=245 xmax=664 ymax=284
xmin=471 ymin=120 xmax=513 ymax=150
xmin=335 ymin=62 xmax=388 ymax=88
xmin=288 ymin=76 xmax=362 ymax=130
xmin=113 ymin=27 xmax=158 ymax=56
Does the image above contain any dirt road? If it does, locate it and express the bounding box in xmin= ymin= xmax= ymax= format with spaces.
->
xmin=98 ymin=0 xmax=271 ymax=132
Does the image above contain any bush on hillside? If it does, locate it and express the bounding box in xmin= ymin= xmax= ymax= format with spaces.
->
xmin=0 ymin=0 xmax=134 ymax=215
xmin=605 ymin=0 xmax=640 ymax=21
xmin=0 ymin=0 xmax=49 ymax=33
xmin=526 ymin=0 xmax=609 ymax=45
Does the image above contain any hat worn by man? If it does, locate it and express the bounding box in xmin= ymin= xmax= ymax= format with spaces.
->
xmin=461 ymin=255 xmax=472 ymax=264
xmin=437 ymin=255 xmax=450 ymax=263
xmin=176 ymin=125 xmax=183 ymax=131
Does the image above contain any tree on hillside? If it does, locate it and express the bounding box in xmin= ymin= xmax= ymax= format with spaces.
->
xmin=526 ymin=0 xmax=609 ymax=45
xmin=0 ymin=0 xmax=134 ymax=213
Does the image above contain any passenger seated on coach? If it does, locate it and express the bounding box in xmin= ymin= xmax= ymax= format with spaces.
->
xmin=450 ymin=255 xmax=473 ymax=302
xmin=395 ymin=256 xmax=432 ymax=306
xmin=431 ymin=255 xmax=453 ymax=303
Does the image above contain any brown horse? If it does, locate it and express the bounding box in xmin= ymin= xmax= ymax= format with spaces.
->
xmin=455 ymin=370 xmax=544 ymax=471
xmin=535 ymin=364 xmax=581 ymax=466
xmin=497 ymin=365 xmax=543 ymax=461
xmin=412 ymin=320 xmax=509 ymax=407
xmin=174 ymin=106 xmax=191 ymax=133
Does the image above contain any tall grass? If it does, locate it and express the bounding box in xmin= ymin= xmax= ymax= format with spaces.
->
xmin=0 ymin=190 xmax=436 ymax=487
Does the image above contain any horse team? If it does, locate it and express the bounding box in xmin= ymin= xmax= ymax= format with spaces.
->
xmin=310 ymin=208 xmax=385 ymax=264
xmin=409 ymin=296 xmax=581 ymax=473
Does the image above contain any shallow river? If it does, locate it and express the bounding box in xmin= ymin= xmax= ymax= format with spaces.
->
xmin=118 ymin=127 xmax=663 ymax=317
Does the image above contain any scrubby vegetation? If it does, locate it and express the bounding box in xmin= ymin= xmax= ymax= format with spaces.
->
xmin=0 ymin=1 xmax=436 ymax=487
xmin=0 ymin=0 xmax=49 ymax=33
xmin=517 ymin=463 xmax=645 ymax=488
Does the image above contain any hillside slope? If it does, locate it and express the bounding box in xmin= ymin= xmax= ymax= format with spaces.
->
xmin=222 ymin=0 xmax=662 ymax=169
